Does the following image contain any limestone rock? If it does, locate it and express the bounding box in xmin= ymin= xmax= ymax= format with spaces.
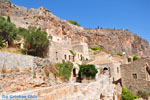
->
xmin=0 ymin=0 xmax=150 ymax=57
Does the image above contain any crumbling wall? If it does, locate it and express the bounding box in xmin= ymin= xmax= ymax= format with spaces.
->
xmin=121 ymin=59 xmax=150 ymax=94
xmin=0 ymin=52 xmax=63 ymax=95
xmin=0 ymin=75 xmax=122 ymax=100
xmin=0 ymin=52 xmax=50 ymax=72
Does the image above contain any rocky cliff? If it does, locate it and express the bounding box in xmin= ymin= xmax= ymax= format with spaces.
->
xmin=0 ymin=0 xmax=150 ymax=57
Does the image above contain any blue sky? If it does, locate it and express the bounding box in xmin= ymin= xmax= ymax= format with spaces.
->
xmin=10 ymin=0 xmax=150 ymax=43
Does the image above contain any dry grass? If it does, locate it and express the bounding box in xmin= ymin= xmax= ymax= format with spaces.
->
xmin=59 ymin=76 xmax=65 ymax=82
xmin=24 ymin=67 xmax=31 ymax=72
xmin=1 ymin=68 xmax=14 ymax=74
xmin=0 ymin=47 xmax=24 ymax=54
xmin=33 ymin=67 xmax=36 ymax=78
xmin=44 ymin=64 xmax=50 ymax=78
xmin=1 ymin=66 xmax=6 ymax=73
xmin=33 ymin=71 xmax=36 ymax=78
xmin=50 ymin=62 xmax=59 ymax=76
xmin=35 ymin=61 xmax=40 ymax=66
xmin=15 ymin=67 xmax=20 ymax=72
xmin=1 ymin=65 xmax=20 ymax=74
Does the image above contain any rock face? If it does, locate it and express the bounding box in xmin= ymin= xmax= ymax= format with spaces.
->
xmin=0 ymin=0 xmax=150 ymax=57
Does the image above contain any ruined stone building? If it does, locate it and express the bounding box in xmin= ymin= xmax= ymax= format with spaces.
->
xmin=49 ymin=35 xmax=89 ymax=62
xmin=87 ymin=52 xmax=127 ymax=82
xmin=48 ymin=35 xmax=90 ymax=80
xmin=121 ymin=58 xmax=150 ymax=94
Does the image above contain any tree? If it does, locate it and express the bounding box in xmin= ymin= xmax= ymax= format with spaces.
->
xmin=7 ymin=16 xmax=11 ymax=22
xmin=20 ymin=26 xmax=49 ymax=57
xmin=0 ymin=16 xmax=18 ymax=46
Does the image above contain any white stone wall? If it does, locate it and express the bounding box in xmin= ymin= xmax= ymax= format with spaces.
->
xmin=72 ymin=42 xmax=89 ymax=56
xmin=0 ymin=52 xmax=51 ymax=72
xmin=110 ymin=62 xmax=121 ymax=81
xmin=0 ymin=52 xmax=34 ymax=71
xmin=0 ymin=75 xmax=122 ymax=100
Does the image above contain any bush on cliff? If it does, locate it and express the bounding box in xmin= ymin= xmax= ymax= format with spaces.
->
xmin=56 ymin=60 xmax=73 ymax=80
xmin=133 ymin=56 xmax=139 ymax=61
xmin=68 ymin=20 xmax=80 ymax=26
xmin=19 ymin=26 xmax=49 ymax=57
xmin=122 ymin=87 xmax=139 ymax=100
xmin=127 ymin=56 xmax=132 ymax=62
xmin=117 ymin=53 xmax=123 ymax=56
xmin=78 ymin=64 xmax=98 ymax=79
xmin=90 ymin=46 xmax=105 ymax=52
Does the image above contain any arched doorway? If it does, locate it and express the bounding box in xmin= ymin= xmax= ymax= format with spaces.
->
xmin=103 ymin=67 xmax=108 ymax=73
xmin=73 ymin=68 xmax=76 ymax=77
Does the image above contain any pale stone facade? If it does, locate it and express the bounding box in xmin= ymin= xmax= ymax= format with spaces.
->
xmin=88 ymin=52 xmax=126 ymax=82
xmin=48 ymin=35 xmax=89 ymax=63
xmin=48 ymin=35 xmax=90 ymax=81
xmin=121 ymin=58 xmax=150 ymax=94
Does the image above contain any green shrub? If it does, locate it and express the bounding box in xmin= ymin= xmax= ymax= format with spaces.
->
xmin=90 ymin=46 xmax=105 ymax=52
xmin=56 ymin=60 xmax=73 ymax=80
xmin=127 ymin=56 xmax=131 ymax=62
xmin=117 ymin=53 xmax=123 ymax=56
xmin=122 ymin=87 xmax=139 ymax=100
xmin=91 ymin=46 xmax=100 ymax=51
xmin=133 ymin=56 xmax=139 ymax=61
xmin=137 ymin=90 xmax=150 ymax=99
xmin=68 ymin=20 xmax=80 ymax=26
xmin=93 ymin=52 xmax=98 ymax=55
xmin=78 ymin=64 xmax=98 ymax=79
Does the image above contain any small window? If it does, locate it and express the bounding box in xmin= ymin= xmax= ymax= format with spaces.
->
xmin=133 ymin=74 xmax=137 ymax=79
xmin=117 ymin=67 xmax=119 ymax=73
xmin=69 ymin=55 xmax=71 ymax=60
xmin=81 ymin=55 xmax=82 ymax=60
xmin=64 ymin=55 xmax=67 ymax=59
xmin=73 ymin=56 xmax=75 ymax=62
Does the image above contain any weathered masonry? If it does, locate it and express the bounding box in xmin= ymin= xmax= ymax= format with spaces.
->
xmin=121 ymin=58 xmax=150 ymax=94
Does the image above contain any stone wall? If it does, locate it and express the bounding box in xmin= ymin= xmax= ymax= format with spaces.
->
xmin=121 ymin=58 xmax=150 ymax=94
xmin=0 ymin=52 xmax=63 ymax=95
xmin=0 ymin=75 xmax=122 ymax=100
xmin=0 ymin=51 xmax=51 ymax=72
xmin=48 ymin=41 xmax=72 ymax=63
xmin=110 ymin=62 xmax=121 ymax=81
xmin=49 ymin=41 xmax=89 ymax=64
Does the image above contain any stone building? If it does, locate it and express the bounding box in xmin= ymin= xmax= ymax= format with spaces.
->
xmin=48 ymin=35 xmax=90 ymax=81
xmin=121 ymin=58 xmax=150 ymax=94
xmin=49 ymin=35 xmax=89 ymax=63
xmin=87 ymin=52 xmax=125 ymax=82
